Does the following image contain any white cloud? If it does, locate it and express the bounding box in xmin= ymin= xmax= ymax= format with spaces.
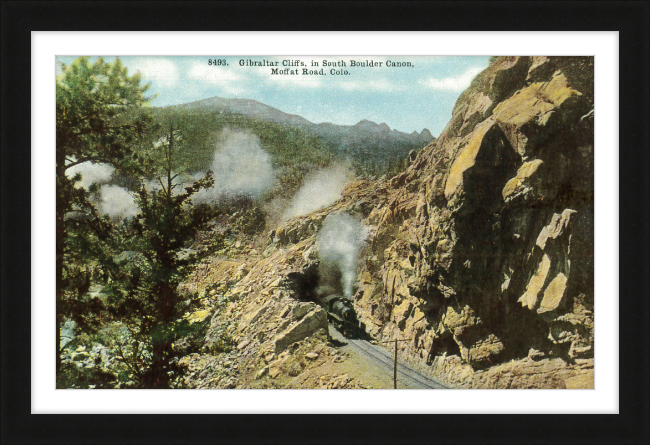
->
xmin=335 ymin=79 xmax=398 ymax=92
xmin=187 ymin=62 xmax=249 ymax=95
xmin=188 ymin=63 xmax=243 ymax=82
xmin=129 ymin=57 xmax=179 ymax=88
xmin=420 ymin=66 xmax=484 ymax=92
xmin=266 ymin=77 xmax=324 ymax=88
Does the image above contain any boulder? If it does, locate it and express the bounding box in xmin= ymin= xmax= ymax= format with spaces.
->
xmin=60 ymin=318 xmax=76 ymax=349
xmin=442 ymin=305 xmax=480 ymax=331
xmin=256 ymin=366 xmax=269 ymax=379
xmin=461 ymin=334 xmax=505 ymax=367
xmin=292 ymin=302 xmax=316 ymax=320
xmin=269 ymin=367 xmax=281 ymax=379
xmin=237 ymin=301 xmax=270 ymax=332
xmin=274 ymin=308 xmax=328 ymax=354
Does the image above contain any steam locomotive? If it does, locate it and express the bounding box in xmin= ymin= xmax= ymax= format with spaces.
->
xmin=286 ymin=269 xmax=364 ymax=338
xmin=323 ymin=295 xmax=363 ymax=338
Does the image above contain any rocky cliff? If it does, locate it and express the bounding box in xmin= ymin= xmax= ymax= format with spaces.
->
xmin=352 ymin=56 xmax=595 ymax=388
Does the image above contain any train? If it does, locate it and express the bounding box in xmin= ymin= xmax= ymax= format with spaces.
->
xmin=285 ymin=269 xmax=365 ymax=338
xmin=323 ymin=294 xmax=364 ymax=338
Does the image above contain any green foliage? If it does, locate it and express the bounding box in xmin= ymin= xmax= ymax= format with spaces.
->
xmin=130 ymin=99 xmax=425 ymax=203
xmin=231 ymin=207 xmax=266 ymax=235
xmin=170 ymin=317 xmax=213 ymax=356
xmin=56 ymin=57 xmax=153 ymax=377
xmin=102 ymin=127 xmax=218 ymax=388
xmin=141 ymin=108 xmax=332 ymax=174
xmin=56 ymin=362 xmax=117 ymax=389
xmin=56 ymin=56 xmax=153 ymax=175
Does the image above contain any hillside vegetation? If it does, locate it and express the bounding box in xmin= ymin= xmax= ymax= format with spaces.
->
xmin=137 ymin=107 xmax=335 ymax=196
xmin=141 ymin=99 xmax=433 ymax=190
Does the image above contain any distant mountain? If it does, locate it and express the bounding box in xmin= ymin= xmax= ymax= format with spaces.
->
xmin=309 ymin=119 xmax=434 ymax=163
xmin=170 ymin=96 xmax=435 ymax=153
xmin=165 ymin=96 xmax=435 ymax=174
xmin=177 ymin=97 xmax=313 ymax=128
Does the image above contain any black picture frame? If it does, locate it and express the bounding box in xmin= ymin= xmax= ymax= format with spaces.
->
xmin=2 ymin=1 xmax=649 ymax=444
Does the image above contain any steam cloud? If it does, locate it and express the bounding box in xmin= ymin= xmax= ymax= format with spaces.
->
xmin=65 ymin=128 xmax=275 ymax=220
xmin=283 ymin=165 xmax=353 ymax=220
xmin=66 ymin=162 xmax=115 ymax=189
xmin=317 ymin=212 xmax=367 ymax=298
xmin=65 ymin=161 xmax=139 ymax=221
xmin=97 ymin=184 xmax=139 ymax=221
xmin=193 ymin=128 xmax=275 ymax=204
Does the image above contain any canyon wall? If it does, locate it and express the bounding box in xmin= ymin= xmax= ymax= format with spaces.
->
xmin=353 ymin=56 xmax=594 ymax=388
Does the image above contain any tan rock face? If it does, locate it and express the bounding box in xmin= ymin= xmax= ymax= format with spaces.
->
xmin=536 ymin=209 xmax=576 ymax=250
xmin=564 ymin=369 xmax=594 ymax=389
xmin=502 ymin=159 xmax=544 ymax=203
xmin=493 ymin=72 xmax=580 ymax=128
xmin=350 ymin=56 xmax=593 ymax=387
xmin=444 ymin=119 xmax=496 ymax=199
xmin=539 ymin=273 xmax=568 ymax=313
xmin=519 ymin=254 xmax=552 ymax=310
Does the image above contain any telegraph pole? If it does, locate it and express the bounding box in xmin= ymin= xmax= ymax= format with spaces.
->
xmin=394 ymin=338 xmax=398 ymax=389
xmin=380 ymin=337 xmax=412 ymax=389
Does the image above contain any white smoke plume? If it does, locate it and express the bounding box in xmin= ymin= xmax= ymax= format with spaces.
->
xmin=97 ymin=184 xmax=139 ymax=221
xmin=65 ymin=160 xmax=137 ymax=221
xmin=317 ymin=212 xmax=368 ymax=298
xmin=193 ymin=128 xmax=275 ymax=205
xmin=66 ymin=161 xmax=115 ymax=189
xmin=282 ymin=165 xmax=354 ymax=220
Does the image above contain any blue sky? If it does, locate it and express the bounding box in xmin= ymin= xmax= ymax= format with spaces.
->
xmin=56 ymin=55 xmax=491 ymax=135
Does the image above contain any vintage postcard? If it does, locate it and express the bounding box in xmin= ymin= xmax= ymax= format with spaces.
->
xmin=55 ymin=55 xmax=594 ymax=390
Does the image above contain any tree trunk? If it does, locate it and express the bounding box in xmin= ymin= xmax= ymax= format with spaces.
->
xmin=144 ymin=339 xmax=172 ymax=389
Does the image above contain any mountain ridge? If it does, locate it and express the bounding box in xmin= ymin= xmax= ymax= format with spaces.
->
xmin=165 ymin=96 xmax=435 ymax=172
xmin=167 ymin=96 xmax=435 ymax=143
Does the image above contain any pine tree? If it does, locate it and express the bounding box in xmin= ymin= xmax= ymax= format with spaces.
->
xmin=56 ymin=56 xmax=151 ymax=377
xmin=105 ymin=124 xmax=215 ymax=388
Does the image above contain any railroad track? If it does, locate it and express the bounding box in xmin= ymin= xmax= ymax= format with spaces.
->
xmin=330 ymin=328 xmax=448 ymax=389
